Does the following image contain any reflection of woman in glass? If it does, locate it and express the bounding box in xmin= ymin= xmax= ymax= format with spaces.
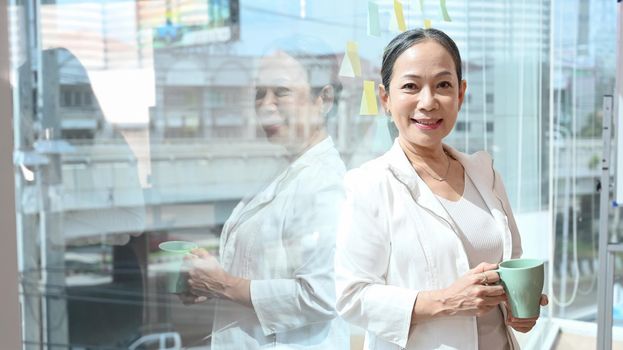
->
xmin=335 ymin=29 xmax=547 ymax=350
xmin=180 ymin=39 xmax=349 ymax=349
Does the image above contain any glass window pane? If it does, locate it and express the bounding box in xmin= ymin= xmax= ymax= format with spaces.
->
xmin=6 ymin=0 xmax=619 ymax=348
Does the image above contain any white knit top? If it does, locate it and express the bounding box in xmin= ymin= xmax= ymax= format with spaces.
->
xmin=437 ymin=174 xmax=509 ymax=350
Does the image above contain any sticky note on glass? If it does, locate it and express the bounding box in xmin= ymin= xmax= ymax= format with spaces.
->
xmin=440 ymin=0 xmax=452 ymax=22
xmin=391 ymin=0 xmax=407 ymax=32
xmin=424 ymin=19 xmax=432 ymax=29
xmin=367 ymin=2 xmax=381 ymax=37
xmin=360 ymin=80 xmax=379 ymax=116
xmin=339 ymin=41 xmax=362 ymax=78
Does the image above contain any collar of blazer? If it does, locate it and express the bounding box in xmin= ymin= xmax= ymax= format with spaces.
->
xmin=221 ymin=137 xmax=337 ymax=241
xmin=384 ymin=138 xmax=508 ymax=224
xmin=242 ymin=136 xmax=336 ymax=209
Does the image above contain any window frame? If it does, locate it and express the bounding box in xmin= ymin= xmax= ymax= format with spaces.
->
xmin=0 ymin=0 xmax=23 ymax=348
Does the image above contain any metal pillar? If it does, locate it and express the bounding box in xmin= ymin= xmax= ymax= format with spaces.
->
xmin=597 ymin=3 xmax=623 ymax=348
xmin=0 ymin=0 xmax=25 ymax=348
xmin=597 ymin=95 xmax=615 ymax=350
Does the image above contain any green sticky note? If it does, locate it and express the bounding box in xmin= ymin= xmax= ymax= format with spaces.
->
xmin=440 ymin=0 xmax=452 ymax=22
xmin=424 ymin=19 xmax=432 ymax=29
xmin=360 ymin=80 xmax=379 ymax=116
xmin=367 ymin=2 xmax=381 ymax=37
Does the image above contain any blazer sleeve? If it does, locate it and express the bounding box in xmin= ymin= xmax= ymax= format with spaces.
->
xmin=335 ymin=168 xmax=419 ymax=349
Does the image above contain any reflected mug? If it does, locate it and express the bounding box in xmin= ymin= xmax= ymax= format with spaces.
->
xmin=158 ymin=241 xmax=198 ymax=293
xmin=495 ymin=258 xmax=544 ymax=319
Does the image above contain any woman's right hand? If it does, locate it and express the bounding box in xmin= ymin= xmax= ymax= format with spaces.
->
xmin=412 ymin=262 xmax=506 ymax=322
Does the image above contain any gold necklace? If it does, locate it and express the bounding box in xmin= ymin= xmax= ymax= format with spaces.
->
xmin=414 ymin=151 xmax=452 ymax=182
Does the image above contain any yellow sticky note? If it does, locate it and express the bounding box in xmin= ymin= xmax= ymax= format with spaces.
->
xmin=340 ymin=41 xmax=362 ymax=77
xmin=440 ymin=0 xmax=452 ymax=22
xmin=424 ymin=19 xmax=432 ymax=29
xmin=360 ymin=80 xmax=379 ymax=116
xmin=394 ymin=0 xmax=407 ymax=32
xmin=347 ymin=41 xmax=362 ymax=77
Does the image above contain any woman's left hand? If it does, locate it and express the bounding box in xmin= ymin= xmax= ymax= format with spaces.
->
xmin=505 ymin=294 xmax=549 ymax=333
xmin=185 ymin=248 xmax=252 ymax=307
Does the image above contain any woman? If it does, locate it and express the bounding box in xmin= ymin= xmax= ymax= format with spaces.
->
xmin=180 ymin=39 xmax=349 ymax=349
xmin=335 ymin=28 xmax=547 ymax=350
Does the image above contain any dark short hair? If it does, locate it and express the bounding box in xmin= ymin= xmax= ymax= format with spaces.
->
xmin=381 ymin=28 xmax=462 ymax=91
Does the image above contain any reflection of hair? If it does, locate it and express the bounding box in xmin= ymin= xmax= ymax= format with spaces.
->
xmin=381 ymin=28 xmax=463 ymax=90
xmin=260 ymin=36 xmax=342 ymax=117
xmin=41 ymin=47 xmax=104 ymax=139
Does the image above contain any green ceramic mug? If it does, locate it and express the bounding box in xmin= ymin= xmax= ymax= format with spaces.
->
xmin=495 ymin=258 xmax=544 ymax=319
xmin=158 ymin=241 xmax=198 ymax=293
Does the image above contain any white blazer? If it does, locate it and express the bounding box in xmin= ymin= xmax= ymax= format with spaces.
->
xmin=212 ymin=137 xmax=350 ymax=349
xmin=335 ymin=139 xmax=522 ymax=350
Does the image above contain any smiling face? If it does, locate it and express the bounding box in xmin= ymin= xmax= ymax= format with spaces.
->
xmin=380 ymin=40 xmax=466 ymax=149
xmin=254 ymin=51 xmax=327 ymax=144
